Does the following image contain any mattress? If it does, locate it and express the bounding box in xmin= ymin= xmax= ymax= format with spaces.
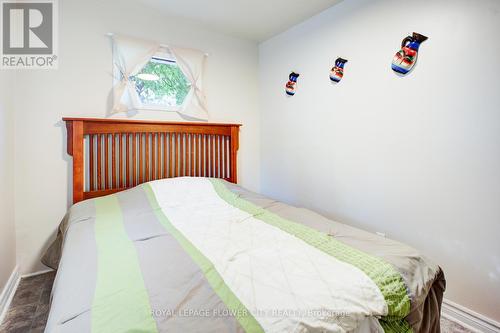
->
xmin=43 ymin=177 xmax=445 ymax=333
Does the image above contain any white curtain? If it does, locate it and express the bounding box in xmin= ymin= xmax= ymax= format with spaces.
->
xmin=170 ymin=46 xmax=208 ymax=120
xmin=111 ymin=34 xmax=160 ymax=114
xmin=110 ymin=34 xmax=209 ymax=120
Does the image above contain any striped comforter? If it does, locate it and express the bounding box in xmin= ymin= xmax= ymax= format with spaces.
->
xmin=44 ymin=177 xmax=444 ymax=333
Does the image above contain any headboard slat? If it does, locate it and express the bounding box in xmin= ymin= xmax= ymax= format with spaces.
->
xmin=64 ymin=118 xmax=241 ymax=204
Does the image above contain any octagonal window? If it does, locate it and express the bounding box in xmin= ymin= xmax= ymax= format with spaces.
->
xmin=129 ymin=55 xmax=191 ymax=110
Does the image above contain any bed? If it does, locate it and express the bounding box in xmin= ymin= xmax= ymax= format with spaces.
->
xmin=43 ymin=118 xmax=445 ymax=333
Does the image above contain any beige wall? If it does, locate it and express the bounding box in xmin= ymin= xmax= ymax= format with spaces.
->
xmin=13 ymin=0 xmax=260 ymax=274
xmin=259 ymin=0 xmax=500 ymax=322
xmin=0 ymin=71 xmax=17 ymax=291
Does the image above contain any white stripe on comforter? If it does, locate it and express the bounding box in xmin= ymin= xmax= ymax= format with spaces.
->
xmin=150 ymin=177 xmax=387 ymax=333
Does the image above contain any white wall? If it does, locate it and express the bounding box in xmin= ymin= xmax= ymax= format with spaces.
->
xmin=259 ymin=0 xmax=500 ymax=322
xmin=0 ymin=71 xmax=16 ymax=291
xmin=13 ymin=0 xmax=260 ymax=274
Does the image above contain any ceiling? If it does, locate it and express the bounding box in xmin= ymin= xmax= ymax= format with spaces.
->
xmin=135 ymin=0 xmax=343 ymax=42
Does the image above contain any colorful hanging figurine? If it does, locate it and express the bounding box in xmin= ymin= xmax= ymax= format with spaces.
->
xmin=285 ymin=72 xmax=300 ymax=96
xmin=391 ymin=32 xmax=428 ymax=75
xmin=330 ymin=57 xmax=348 ymax=83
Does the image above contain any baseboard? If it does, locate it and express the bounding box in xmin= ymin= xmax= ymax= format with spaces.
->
xmin=20 ymin=269 xmax=54 ymax=279
xmin=0 ymin=266 xmax=20 ymax=326
xmin=442 ymin=298 xmax=500 ymax=333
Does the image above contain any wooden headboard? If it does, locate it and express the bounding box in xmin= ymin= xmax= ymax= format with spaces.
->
xmin=64 ymin=118 xmax=241 ymax=204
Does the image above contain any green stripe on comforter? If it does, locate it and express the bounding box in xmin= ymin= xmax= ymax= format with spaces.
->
xmin=143 ymin=184 xmax=265 ymax=333
xmin=92 ymin=195 xmax=158 ymax=333
xmin=210 ymin=179 xmax=412 ymax=333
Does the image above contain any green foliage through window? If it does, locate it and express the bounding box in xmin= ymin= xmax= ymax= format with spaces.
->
xmin=130 ymin=58 xmax=190 ymax=108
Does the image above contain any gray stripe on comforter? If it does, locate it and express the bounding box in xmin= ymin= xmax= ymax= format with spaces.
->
xmin=45 ymin=203 xmax=97 ymax=333
xmin=118 ymin=187 xmax=245 ymax=333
